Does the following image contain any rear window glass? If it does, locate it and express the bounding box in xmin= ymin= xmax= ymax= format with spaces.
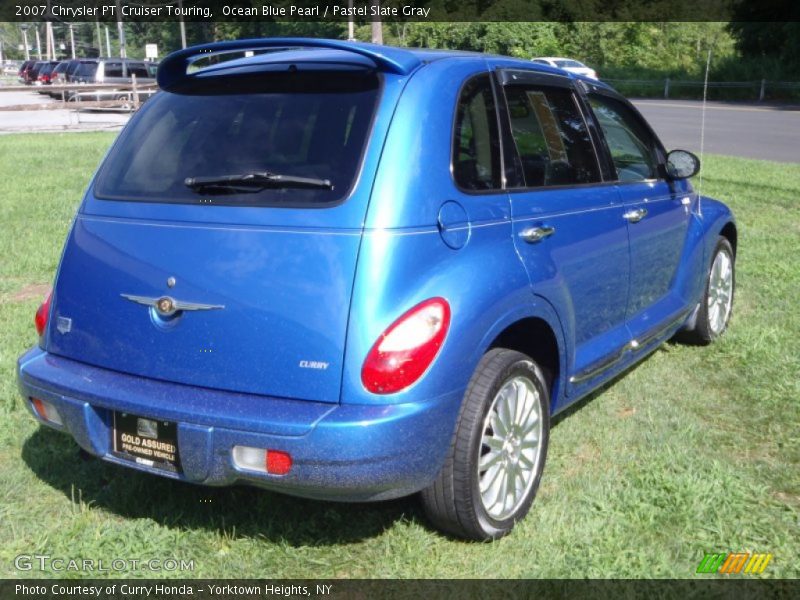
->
xmin=94 ymin=71 xmax=380 ymax=207
xmin=77 ymin=63 xmax=97 ymax=77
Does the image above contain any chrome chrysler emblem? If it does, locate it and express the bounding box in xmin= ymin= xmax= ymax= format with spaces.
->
xmin=157 ymin=297 xmax=175 ymax=315
xmin=121 ymin=293 xmax=224 ymax=316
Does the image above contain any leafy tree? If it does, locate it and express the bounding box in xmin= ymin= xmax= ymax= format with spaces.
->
xmin=729 ymin=1 xmax=800 ymax=77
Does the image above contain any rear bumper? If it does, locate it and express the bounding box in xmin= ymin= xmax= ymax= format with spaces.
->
xmin=17 ymin=348 xmax=461 ymax=502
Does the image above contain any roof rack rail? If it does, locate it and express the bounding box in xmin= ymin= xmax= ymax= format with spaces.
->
xmin=158 ymin=38 xmax=422 ymax=90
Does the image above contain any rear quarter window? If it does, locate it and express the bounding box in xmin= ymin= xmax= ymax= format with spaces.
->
xmin=452 ymin=73 xmax=502 ymax=191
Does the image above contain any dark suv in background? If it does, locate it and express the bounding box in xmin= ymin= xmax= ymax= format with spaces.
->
xmin=18 ymin=60 xmax=37 ymax=83
xmin=64 ymin=59 xmax=98 ymax=83
xmin=71 ymin=58 xmax=155 ymax=85
xmin=48 ymin=61 xmax=71 ymax=85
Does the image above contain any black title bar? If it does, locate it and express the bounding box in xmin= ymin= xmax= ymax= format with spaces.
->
xmin=2 ymin=579 xmax=799 ymax=600
xmin=3 ymin=0 xmax=800 ymax=23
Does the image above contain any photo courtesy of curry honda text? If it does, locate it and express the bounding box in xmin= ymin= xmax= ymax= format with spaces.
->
xmin=17 ymin=38 xmax=737 ymax=540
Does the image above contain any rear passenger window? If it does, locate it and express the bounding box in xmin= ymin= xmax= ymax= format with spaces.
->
xmin=504 ymin=86 xmax=600 ymax=187
xmin=105 ymin=62 xmax=123 ymax=77
xmin=588 ymin=94 xmax=659 ymax=182
xmin=452 ymin=74 xmax=501 ymax=191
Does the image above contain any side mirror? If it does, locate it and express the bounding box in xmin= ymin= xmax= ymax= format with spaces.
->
xmin=666 ymin=149 xmax=700 ymax=179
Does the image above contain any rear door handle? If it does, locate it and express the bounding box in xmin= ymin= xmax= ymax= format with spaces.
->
xmin=623 ymin=208 xmax=648 ymax=223
xmin=519 ymin=225 xmax=556 ymax=243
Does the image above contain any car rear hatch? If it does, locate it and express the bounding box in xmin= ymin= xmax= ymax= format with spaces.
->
xmin=46 ymin=45 xmax=415 ymax=404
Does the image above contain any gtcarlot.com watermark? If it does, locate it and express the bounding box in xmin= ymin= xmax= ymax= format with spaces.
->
xmin=14 ymin=554 xmax=195 ymax=573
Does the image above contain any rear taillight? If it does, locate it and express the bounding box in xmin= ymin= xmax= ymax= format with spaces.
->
xmin=361 ymin=297 xmax=451 ymax=394
xmin=34 ymin=289 xmax=52 ymax=337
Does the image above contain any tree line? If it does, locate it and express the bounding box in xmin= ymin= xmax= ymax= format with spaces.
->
xmin=2 ymin=20 xmax=798 ymax=82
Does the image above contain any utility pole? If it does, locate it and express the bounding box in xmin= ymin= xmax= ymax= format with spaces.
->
xmin=21 ymin=25 xmax=31 ymax=61
xmin=371 ymin=0 xmax=382 ymax=44
xmin=49 ymin=21 xmax=57 ymax=59
xmin=115 ymin=0 xmax=126 ymax=58
xmin=347 ymin=0 xmax=354 ymax=41
xmin=45 ymin=21 xmax=52 ymax=60
xmin=69 ymin=23 xmax=76 ymax=59
xmin=178 ymin=0 xmax=187 ymax=48
xmin=35 ymin=26 xmax=42 ymax=60
xmin=105 ymin=26 xmax=111 ymax=57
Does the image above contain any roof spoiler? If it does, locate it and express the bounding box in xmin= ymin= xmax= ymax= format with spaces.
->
xmin=158 ymin=38 xmax=422 ymax=90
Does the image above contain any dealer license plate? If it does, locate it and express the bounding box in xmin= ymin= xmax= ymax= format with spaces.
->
xmin=112 ymin=412 xmax=181 ymax=473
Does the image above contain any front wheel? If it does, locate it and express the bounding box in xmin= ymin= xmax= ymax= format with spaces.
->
xmin=682 ymin=236 xmax=735 ymax=344
xmin=421 ymin=348 xmax=550 ymax=540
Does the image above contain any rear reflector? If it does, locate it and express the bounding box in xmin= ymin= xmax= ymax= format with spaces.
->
xmin=31 ymin=397 xmax=63 ymax=426
xmin=266 ymin=450 xmax=293 ymax=475
xmin=232 ymin=446 xmax=292 ymax=476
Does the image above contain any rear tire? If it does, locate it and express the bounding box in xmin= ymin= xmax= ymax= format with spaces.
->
xmin=421 ymin=348 xmax=550 ymax=540
xmin=681 ymin=237 xmax=735 ymax=345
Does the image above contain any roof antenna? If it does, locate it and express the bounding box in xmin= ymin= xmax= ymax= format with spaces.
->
xmin=697 ymin=48 xmax=712 ymax=217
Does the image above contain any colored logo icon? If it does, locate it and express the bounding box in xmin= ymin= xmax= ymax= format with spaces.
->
xmin=697 ymin=552 xmax=772 ymax=574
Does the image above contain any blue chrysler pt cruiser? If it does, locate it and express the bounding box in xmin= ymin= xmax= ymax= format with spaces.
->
xmin=18 ymin=39 xmax=736 ymax=540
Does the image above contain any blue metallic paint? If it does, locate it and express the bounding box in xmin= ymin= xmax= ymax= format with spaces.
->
xmin=17 ymin=40 xmax=735 ymax=503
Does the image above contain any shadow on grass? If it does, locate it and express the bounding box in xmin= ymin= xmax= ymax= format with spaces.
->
xmin=551 ymin=347 xmax=656 ymax=427
xmin=21 ymin=428 xmax=423 ymax=547
xmin=551 ymin=336 xmax=704 ymax=427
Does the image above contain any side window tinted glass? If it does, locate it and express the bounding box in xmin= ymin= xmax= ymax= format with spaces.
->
xmin=588 ymin=95 xmax=659 ymax=182
xmin=129 ymin=65 xmax=149 ymax=78
xmin=504 ymin=85 xmax=600 ymax=187
xmin=453 ymin=74 xmax=502 ymax=191
xmin=105 ymin=62 xmax=123 ymax=78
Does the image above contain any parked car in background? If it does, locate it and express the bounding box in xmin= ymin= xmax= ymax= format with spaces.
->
xmin=71 ymin=58 xmax=155 ymax=85
xmin=35 ymin=60 xmax=61 ymax=85
xmin=532 ymin=57 xmax=598 ymax=80
xmin=18 ymin=60 xmax=38 ymax=84
xmin=19 ymin=39 xmax=736 ymax=541
xmin=48 ymin=60 xmax=71 ymax=85
xmin=64 ymin=59 xmax=98 ymax=82
xmin=3 ymin=60 xmax=23 ymax=75
xmin=27 ymin=61 xmax=49 ymax=84
xmin=69 ymin=60 xmax=99 ymax=84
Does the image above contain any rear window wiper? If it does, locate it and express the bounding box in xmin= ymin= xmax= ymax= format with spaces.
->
xmin=184 ymin=171 xmax=333 ymax=193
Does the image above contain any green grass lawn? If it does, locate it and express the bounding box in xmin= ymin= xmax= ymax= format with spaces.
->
xmin=0 ymin=133 xmax=798 ymax=579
